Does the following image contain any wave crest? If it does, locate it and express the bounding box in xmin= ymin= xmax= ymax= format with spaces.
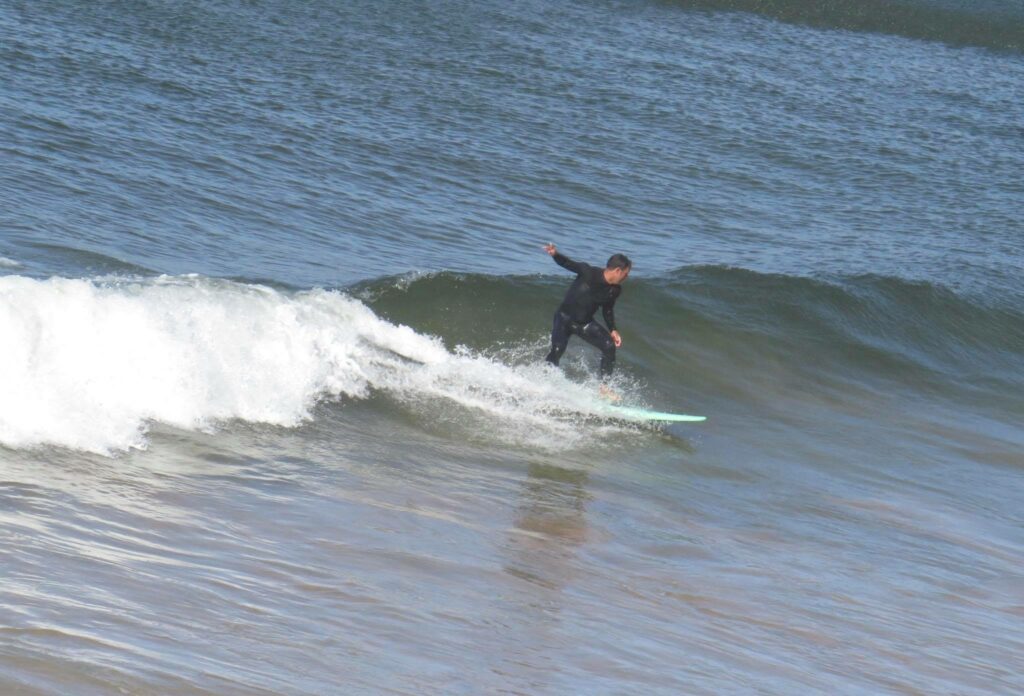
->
xmin=0 ymin=275 xmax=640 ymax=454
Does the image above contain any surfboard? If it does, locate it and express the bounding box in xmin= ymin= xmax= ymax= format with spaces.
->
xmin=599 ymin=404 xmax=706 ymax=423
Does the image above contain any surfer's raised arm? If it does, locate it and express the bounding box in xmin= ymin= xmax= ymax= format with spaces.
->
xmin=543 ymin=243 xmax=584 ymax=274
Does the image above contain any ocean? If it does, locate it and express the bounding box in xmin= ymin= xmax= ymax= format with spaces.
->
xmin=1 ymin=0 xmax=1022 ymax=693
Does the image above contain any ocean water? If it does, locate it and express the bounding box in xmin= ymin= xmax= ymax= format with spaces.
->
xmin=2 ymin=0 xmax=1023 ymax=693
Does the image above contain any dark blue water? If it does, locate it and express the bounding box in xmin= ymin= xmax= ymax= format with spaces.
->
xmin=2 ymin=1 xmax=1023 ymax=693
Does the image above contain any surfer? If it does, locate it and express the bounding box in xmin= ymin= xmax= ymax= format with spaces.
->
xmin=543 ymin=243 xmax=631 ymax=378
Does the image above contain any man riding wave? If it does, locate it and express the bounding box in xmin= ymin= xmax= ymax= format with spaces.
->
xmin=543 ymin=243 xmax=631 ymax=379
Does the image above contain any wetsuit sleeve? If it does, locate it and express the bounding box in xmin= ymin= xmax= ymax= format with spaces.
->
xmin=552 ymin=252 xmax=585 ymax=274
xmin=602 ymin=289 xmax=621 ymax=331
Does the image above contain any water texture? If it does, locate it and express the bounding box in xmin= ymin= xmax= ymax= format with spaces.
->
xmin=1 ymin=0 xmax=1022 ymax=693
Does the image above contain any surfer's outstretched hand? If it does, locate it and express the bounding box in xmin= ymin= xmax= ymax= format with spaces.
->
xmin=543 ymin=243 xmax=557 ymax=256
xmin=611 ymin=330 xmax=622 ymax=347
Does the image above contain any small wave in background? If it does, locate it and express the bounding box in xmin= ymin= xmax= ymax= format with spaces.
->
xmin=668 ymin=0 xmax=1024 ymax=51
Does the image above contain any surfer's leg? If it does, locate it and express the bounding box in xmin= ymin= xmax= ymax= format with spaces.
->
xmin=580 ymin=321 xmax=616 ymax=377
xmin=545 ymin=311 xmax=573 ymax=366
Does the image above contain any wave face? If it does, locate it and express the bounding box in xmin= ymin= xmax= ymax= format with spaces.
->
xmin=668 ymin=0 xmax=1024 ymax=51
xmin=362 ymin=268 xmax=1024 ymax=418
xmin=0 ymin=275 xmax=638 ymax=454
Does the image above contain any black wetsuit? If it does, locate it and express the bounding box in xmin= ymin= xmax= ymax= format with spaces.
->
xmin=545 ymin=252 xmax=621 ymax=376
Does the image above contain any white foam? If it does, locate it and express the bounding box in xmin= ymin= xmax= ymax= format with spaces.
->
xmin=0 ymin=257 xmax=21 ymax=268
xmin=0 ymin=275 xmax=631 ymax=454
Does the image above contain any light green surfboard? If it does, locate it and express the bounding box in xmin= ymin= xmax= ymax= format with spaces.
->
xmin=599 ymin=404 xmax=706 ymax=423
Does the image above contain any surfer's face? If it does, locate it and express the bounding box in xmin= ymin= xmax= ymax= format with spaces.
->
xmin=606 ymin=266 xmax=630 ymax=285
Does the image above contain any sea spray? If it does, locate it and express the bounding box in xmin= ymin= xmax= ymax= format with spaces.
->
xmin=0 ymin=275 xmax=636 ymax=454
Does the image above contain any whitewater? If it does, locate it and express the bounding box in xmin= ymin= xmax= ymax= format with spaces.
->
xmin=0 ymin=274 xmax=642 ymax=454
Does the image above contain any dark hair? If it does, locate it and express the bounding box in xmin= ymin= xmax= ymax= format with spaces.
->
xmin=606 ymin=253 xmax=632 ymax=271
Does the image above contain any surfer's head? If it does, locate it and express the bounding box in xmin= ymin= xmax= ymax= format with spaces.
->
xmin=604 ymin=254 xmax=632 ymax=285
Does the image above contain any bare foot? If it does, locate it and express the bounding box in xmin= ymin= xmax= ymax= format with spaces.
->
xmin=599 ymin=384 xmax=622 ymax=402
